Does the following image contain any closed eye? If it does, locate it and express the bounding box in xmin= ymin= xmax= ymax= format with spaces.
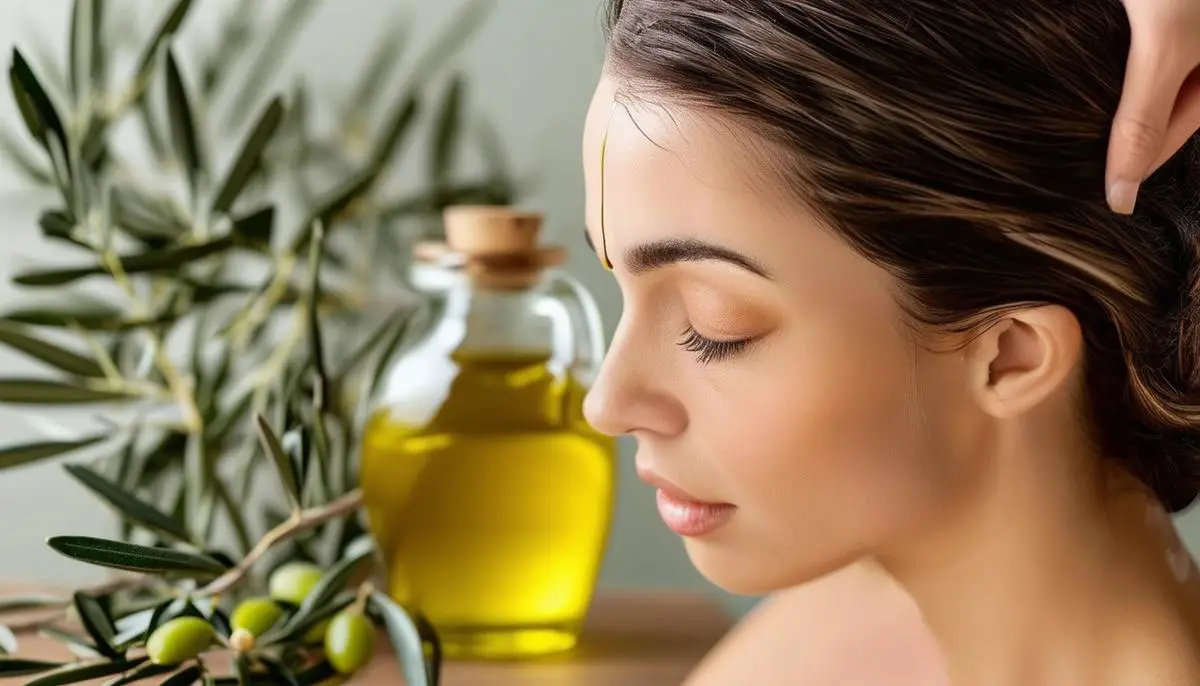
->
xmin=678 ymin=326 xmax=754 ymax=365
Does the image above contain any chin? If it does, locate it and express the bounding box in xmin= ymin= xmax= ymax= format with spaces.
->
xmin=682 ymin=538 xmax=858 ymax=596
xmin=676 ymin=539 xmax=844 ymax=597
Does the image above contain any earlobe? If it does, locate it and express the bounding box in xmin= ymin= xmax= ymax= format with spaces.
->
xmin=968 ymin=306 xmax=1083 ymax=419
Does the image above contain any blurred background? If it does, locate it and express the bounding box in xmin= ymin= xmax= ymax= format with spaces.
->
xmin=0 ymin=0 xmax=751 ymax=618
xmin=1 ymin=0 xmax=1199 ymax=627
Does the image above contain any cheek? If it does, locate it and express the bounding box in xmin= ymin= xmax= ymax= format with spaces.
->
xmin=697 ymin=318 xmax=971 ymax=555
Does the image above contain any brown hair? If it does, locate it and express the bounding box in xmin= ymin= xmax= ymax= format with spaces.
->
xmin=603 ymin=0 xmax=1200 ymax=511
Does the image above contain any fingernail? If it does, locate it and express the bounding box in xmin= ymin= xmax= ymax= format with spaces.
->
xmin=1107 ymin=179 xmax=1139 ymax=215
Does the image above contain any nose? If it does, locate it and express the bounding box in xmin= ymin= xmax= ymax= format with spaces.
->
xmin=582 ymin=319 xmax=688 ymax=439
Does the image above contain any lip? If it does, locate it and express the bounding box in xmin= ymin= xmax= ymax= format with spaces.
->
xmin=637 ymin=467 xmax=736 ymax=537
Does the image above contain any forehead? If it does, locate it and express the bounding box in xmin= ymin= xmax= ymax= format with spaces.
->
xmin=581 ymin=73 xmax=781 ymax=248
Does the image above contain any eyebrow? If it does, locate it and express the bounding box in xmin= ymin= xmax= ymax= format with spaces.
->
xmin=582 ymin=230 xmax=771 ymax=279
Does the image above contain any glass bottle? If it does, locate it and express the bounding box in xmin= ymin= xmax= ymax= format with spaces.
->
xmin=359 ymin=205 xmax=616 ymax=660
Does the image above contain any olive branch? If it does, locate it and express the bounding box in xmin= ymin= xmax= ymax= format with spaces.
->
xmin=0 ymin=1 xmax=517 ymax=683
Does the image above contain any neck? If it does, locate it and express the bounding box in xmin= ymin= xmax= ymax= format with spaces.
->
xmin=878 ymin=428 xmax=1200 ymax=686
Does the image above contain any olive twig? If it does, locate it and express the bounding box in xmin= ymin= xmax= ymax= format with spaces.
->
xmin=197 ymin=489 xmax=365 ymax=597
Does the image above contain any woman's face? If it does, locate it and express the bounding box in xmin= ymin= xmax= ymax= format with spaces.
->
xmin=580 ymin=72 xmax=989 ymax=594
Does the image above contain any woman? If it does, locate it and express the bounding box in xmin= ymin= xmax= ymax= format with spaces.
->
xmin=580 ymin=1 xmax=1200 ymax=683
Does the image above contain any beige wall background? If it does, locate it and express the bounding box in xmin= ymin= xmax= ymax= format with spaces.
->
xmin=0 ymin=0 xmax=1197 ymax=624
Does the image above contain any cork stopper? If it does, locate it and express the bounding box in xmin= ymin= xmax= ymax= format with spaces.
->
xmin=413 ymin=205 xmax=565 ymax=289
xmin=443 ymin=205 xmax=543 ymax=254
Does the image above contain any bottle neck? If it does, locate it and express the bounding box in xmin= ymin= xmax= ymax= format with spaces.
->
xmin=440 ymin=276 xmax=553 ymax=357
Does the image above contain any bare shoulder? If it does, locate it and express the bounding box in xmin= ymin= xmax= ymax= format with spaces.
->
xmin=684 ymin=563 xmax=948 ymax=686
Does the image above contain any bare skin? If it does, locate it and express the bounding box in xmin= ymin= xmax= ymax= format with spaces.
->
xmin=580 ymin=69 xmax=1200 ymax=684
xmin=684 ymin=564 xmax=947 ymax=686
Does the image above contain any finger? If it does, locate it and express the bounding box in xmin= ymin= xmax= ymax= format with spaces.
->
xmin=1106 ymin=30 xmax=1191 ymax=214
xmin=1147 ymin=68 xmax=1200 ymax=176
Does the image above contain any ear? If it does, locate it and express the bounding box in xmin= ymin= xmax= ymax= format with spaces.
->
xmin=965 ymin=305 xmax=1084 ymax=419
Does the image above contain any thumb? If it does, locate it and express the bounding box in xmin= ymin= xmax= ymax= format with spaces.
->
xmin=1107 ymin=31 xmax=1188 ymax=214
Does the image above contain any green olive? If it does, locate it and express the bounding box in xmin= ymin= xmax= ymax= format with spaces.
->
xmin=268 ymin=562 xmax=324 ymax=606
xmin=230 ymin=597 xmax=284 ymax=637
xmin=146 ymin=617 xmax=217 ymax=665
xmin=324 ymin=610 xmax=375 ymax=675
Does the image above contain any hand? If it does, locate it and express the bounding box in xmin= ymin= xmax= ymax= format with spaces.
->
xmin=1107 ymin=0 xmax=1200 ymax=214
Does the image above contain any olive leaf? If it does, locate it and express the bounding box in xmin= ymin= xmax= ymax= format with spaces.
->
xmin=0 ymin=379 xmax=135 ymax=404
xmin=133 ymin=0 xmax=193 ymax=87
xmin=278 ymin=540 xmax=373 ymax=637
xmin=368 ymin=592 xmax=435 ymax=686
xmin=334 ymin=309 xmax=411 ymax=382
xmin=225 ymin=0 xmax=317 ymax=124
xmin=366 ymin=93 xmax=419 ymax=175
xmin=0 ymin=624 xmax=16 ymax=654
xmin=259 ymin=657 xmax=303 ymax=686
xmin=429 ymin=74 xmax=464 ymax=186
xmin=230 ymin=204 xmax=275 ymax=251
xmin=109 ymin=598 xmax=170 ymax=649
xmin=0 ymin=434 xmax=107 ymax=471
xmin=68 ymin=0 xmax=99 ymax=105
xmin=263 ymin=593 xmax=353 ymax=647
xmin=13 ymin=236 xmax=237 ymax=286
xmin=292 ymin=660 xmax=337 ymax=686
xmin=306 ymin=222 xmax=329 ymax=408
xmin=0 ymin=299 xmax=126 ymax=330
xmin=376 ymin=181 xmax=505 ymax=220
xmin=0 ymin=658 xmax=62 ymax=676
xmin=211 ymin=96 xmax=284 ymax=215
xmin=255 ymin=414 xmax=301 ymax=511
xmin=8 ymin=48 xmax=68 ymax=156
xmin=0 ymin=128 xmax=53 ymax=184
xmin=286 ymin=88 xmax=421 ymax=254
xmin=0 ymin=321 xmax=106 ymax=377
xmin=367 ymin=314 xmax=412 ymax=399
xmin=37 ymin=210 xmax=81 ymax=248
xmin=111 ymin=185 xmax=189 ymax=244
xmin=208 ymin=607 xmax=232 ymax=639
xmin=23 ymin=657 xmax=147 ymax=686
xmin=308 ymin=383 xmax=331 ymax=488
xmin=183 ymin=432 xmax=213 ymax=540
xmin=71 ymin=592 xmax=119 ymax=659
xmin=105 ymin=662 xmax=178 ymax=685
xmin=412 ymin=612 xmax=443 ymax=686
xmin=46 ymin=536 xmax=228 ymax=577
xmin=160 ymin=665 xmax=202 ymax=685
xmin=287 ymin=165 xmax=374 ymax=252
xmin=64 ymin=464 xmax=194 ymax=544
xmin=0 ymin=595 xmax=67 ymax=614
xmin=164 ymin=47 xmax=203 ymax=194
xmin=37 ymin=627 xmax=101 ymax=660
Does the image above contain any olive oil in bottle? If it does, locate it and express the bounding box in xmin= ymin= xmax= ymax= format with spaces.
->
xmin=360 ymin=206 xmax=615 ymax=659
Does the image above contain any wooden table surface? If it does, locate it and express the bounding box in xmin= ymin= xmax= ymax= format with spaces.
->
xmin=0 ymin=591 xmax=733 ymax=685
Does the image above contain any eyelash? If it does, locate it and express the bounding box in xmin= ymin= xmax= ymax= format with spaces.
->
xmin=678 ymin=326 xmax=753 ymax=365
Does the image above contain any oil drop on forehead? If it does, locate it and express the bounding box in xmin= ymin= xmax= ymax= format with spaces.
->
xmin=597 ymin=101 xmax=619 ymax=271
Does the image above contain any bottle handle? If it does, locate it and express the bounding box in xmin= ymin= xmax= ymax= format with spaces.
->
xmin=538 ymin=269 xmax=606 ymax=386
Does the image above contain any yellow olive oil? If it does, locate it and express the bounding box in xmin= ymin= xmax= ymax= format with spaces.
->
xmin=360 ymin=350 xmax=616 ymax=659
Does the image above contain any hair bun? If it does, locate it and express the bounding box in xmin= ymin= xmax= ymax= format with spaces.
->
xmin=1120 ymin=138 xmax=1200 ymax=512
